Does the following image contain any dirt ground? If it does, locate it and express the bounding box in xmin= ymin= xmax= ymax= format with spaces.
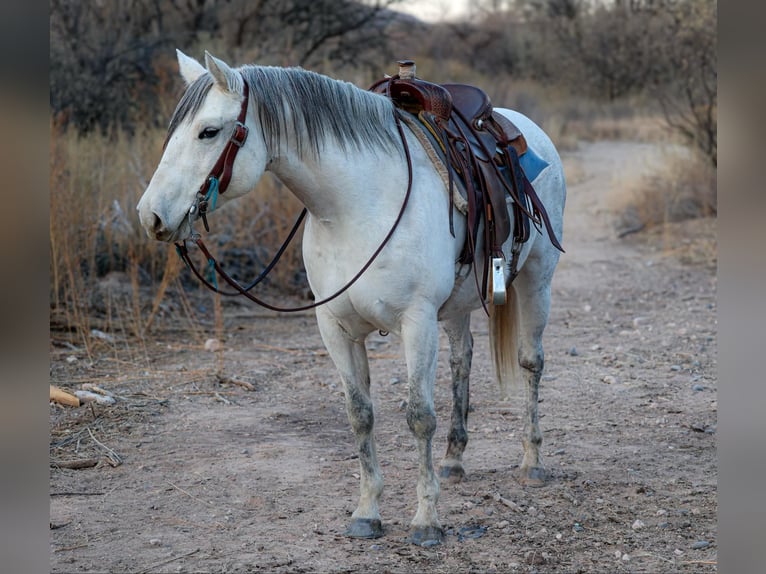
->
xmin=50 ymin=140 xmax=717 ymax=573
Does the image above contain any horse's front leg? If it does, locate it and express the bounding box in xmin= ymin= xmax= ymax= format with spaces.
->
xmin=315 ymin=307 xmax=384 ymax=539
xmin=401 ymin=307 xmax=443 ymax=546
xmin=439 ymin=313 xmax=472 ymax=483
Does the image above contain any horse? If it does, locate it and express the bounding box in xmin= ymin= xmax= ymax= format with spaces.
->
xmin=136 ymin=50 xmax=566 ymax=547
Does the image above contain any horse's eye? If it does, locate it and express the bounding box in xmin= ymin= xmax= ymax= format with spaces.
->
xmin=198 ymin=127 xmax=220 ymax=140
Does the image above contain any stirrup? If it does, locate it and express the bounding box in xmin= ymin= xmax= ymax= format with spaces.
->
xmin=489 ymin=256 xmax=506 ymax=305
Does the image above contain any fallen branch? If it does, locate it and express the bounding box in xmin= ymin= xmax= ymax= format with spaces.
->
xmin=87 ymin=428 xmax=122 ymax=466
xmin=166 ymin=480 xmax=214 ymax=507
xmin=214 ymin=392 xmax=232 ymax=405
xmin=137 ymin=548 xmax=200 ymax=574
xmin=218 ymin=375 xmax=255 ymax=391
xmin=50 ymin=385 xmax=80 ymax=407
xmin=51 ymin=458 xmax=99 ymax=470
xmin=50 ymin=491 xmax=105 ymax=496
xmin=493 ymin=492 xmax=522 ymax=512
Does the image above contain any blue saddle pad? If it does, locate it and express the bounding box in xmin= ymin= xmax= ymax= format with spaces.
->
xmin=519 ymin=145 xmax=549 ymax=183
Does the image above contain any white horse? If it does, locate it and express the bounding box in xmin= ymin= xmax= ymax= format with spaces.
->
xmin=137 ymin=50 xmax=566 ymax=546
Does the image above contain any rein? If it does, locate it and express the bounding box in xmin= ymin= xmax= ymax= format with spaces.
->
xmin=175 ymin=105 xmax=415 ymax=313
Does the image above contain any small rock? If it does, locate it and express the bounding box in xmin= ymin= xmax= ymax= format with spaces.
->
xmin=555 ymin=532 xmax=562 ymax=540
xmin=656 ymin=509 xmax=667 ymax=516
xmin=398 ymin=400 xmax=407 ymax=410
xmin=525 ymin=550 xmax=547 ymax=565
xmin=204 ymin=338 xmax=223 ymax=352
xmin=74 ymin=390 xmax=116 ymax=405
xmin=691 ymin=540 xmax=710 ymax=550
xmin=631 ymin=519 xmax=645 ymax=531
xmin=567 ymin=347 xmax=579 ymax=356
xmin=496 ymin=520 xmax=510 ymax=529
xmin=670 ymin=365 xmax=682 ymax=371
xmin=573 ymin=523 xmax=584 ymax=532
xmin=389 ymin=377 xmax=401 ymax=385
xmin=66 ymin=355 xmax=78 ymax=364
xmin=622 ymin=553 xmax=631 ymax=562
xmin=590 ymin=344 xmax=601 ymax=351
xmin=149 ymin=538 xmax=162 ymax=546
xmin=90 ymin=329 xmax=115 ymax=343
xmin=602 ymin=375 xmax=617 ymax=384
xmin=674 ymin=549 xmax=684 ymax=556
xmin=692 ymin=384 xmax=705 ymax=392
xmin=614 ymin=550 xmax=622 ymax=559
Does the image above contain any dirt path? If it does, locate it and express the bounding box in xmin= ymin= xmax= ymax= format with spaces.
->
xmin=50 ymin=141 xmax=717 ymax=573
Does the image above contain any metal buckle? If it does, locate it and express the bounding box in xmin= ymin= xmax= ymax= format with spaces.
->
xmin=230 ymin=121 xmax=248 ymax=147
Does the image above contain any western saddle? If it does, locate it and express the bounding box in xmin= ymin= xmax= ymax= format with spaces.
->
xmin=370 ymin=61 xmax=563 ymax=303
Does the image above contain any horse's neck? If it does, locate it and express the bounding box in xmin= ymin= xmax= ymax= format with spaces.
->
xmin=269 ymin=145 xmax=402 ymax=223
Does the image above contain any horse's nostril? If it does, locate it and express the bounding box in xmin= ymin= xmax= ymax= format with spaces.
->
xmin=152 ymin=213 xmax=164 ymax=233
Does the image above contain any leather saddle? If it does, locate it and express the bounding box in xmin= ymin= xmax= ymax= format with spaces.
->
xmin=369 ymin=61 xmax=562 ymax=293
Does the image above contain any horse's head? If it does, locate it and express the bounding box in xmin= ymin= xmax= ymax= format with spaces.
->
xmin=137 ymin=50 xmax=268 ymax=242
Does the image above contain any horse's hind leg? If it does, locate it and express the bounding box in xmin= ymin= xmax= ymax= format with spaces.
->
xmin=513 ymin=253 xmax=557 ymax=487
xmin=439 ymin=313 xmax=472 ymax=483
xmin=401 ymin=306 xmax=443 ymax=546
xmin=315 ymin=308 xmax=383 ymax=539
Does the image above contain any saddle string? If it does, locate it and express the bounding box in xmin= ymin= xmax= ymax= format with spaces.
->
xmin=175 ymin=108 xmax=415 ymax=313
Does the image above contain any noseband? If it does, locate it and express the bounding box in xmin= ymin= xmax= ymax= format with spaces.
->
xmin=189 ymin=79 xmax=250 ymax=232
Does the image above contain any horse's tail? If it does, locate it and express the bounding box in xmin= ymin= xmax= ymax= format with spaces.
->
xmin=489 ymin=282 xmax=521 ymax=400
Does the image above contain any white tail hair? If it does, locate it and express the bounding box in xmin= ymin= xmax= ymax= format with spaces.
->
xmin=489 ymin=283 xmax=521 ymax=400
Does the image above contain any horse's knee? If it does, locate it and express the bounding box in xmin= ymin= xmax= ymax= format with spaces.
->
xmin=345 ymin=384 xmax=374 ymax=435
xmin=406 ymin=403 xmax=436 ymax=439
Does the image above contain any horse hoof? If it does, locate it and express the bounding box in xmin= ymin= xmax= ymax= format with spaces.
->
xmin=410 ymin=525 xmax=444 ymax=547
xmin=438 ymin=464 xmax=466 ymax=483
xmin=344 ymin=518 xmax=384 ymax=539
xmin=516 ymin=466 xmax=547 ymax=487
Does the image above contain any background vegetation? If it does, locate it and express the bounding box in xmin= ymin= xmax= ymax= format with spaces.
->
xmin=49 ymin=0 xmax=716 ymax=347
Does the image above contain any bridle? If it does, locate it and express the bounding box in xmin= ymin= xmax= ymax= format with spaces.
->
xmin=174 ymin=76 xmax=415 ymax=313
xmin=187 ymin=80 xmax=250 ymax=233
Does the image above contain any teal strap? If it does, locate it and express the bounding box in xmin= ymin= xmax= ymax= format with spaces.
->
xmin=206 ymin=177 xmax=219 ymax=212
xmin=206 ymin=258 xmax=218 ymax=291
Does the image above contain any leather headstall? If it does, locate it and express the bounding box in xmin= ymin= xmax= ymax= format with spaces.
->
xmin=190 ymin=77 xmax=250 ymax=232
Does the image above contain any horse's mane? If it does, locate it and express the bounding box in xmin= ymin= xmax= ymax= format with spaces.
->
xmin=166 ymin=65 xmax=399 ymax=158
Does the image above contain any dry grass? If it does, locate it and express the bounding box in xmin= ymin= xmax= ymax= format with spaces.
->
xmin=610 ymin=147 xmax=717 ymax=266
xmin=50 ymin=119 xmax=305 ymax=347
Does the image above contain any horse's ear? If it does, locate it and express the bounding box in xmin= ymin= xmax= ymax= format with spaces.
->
xmin=176 ymin=49 xmax=207 ymax=85
xmin=204 ymin=51 xmax=235 ymax=92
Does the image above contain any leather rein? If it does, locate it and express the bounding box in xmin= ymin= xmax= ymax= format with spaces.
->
xmin=174 ymin=77 xmax=415 ymax=313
